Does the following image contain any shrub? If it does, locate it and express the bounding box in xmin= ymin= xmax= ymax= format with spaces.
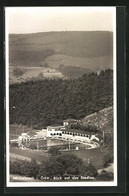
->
xmin=48 ymin=147 xmax=61 ymax=156
xmin=13 ymin=68 xmax=25 ymax=77
xmin=70 ymin=124 xmax=99 ymax=134
xmin=104 ymin=133 xmax=113 ymax=149
xmin=38 ymin=72 xmax=44 ymax=79
xmin=83 ymin=163 xmax=98 ymax=177
xmin=20 ymin=159 xmax=39 ymax=179
xmin=10 ymin=159 xmax=39 ymax=179
xmin=38 ymin=153 xmax=98 ymax=179
xmin=10 ymin=160 xmax=23 ymax=175
xmin=102 ymin=152 xmax=113 ymax=168
xmin=96 ymin=170 xmax=113 ymax=181
xmin=29 ymin=143 xmax=37 ymax=149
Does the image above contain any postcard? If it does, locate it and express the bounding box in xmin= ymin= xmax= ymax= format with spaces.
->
xmin=5 ymin=6 xmax=117 ymax=187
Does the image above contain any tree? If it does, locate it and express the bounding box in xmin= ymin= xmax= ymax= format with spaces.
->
xmin=48 ymin=147 xmax=61 ymax=156
xmin=20 ymin=159 xmax=39 ymax=179
xmin=38 ymin=72 xmax=44 ymax=79
xmin=38 ymin=153 xmax=98 ymax=179
xmin=9 ymin=69 xmax=113 ymax=127
xmin=13 ymin=68 xmax=25 ymax=77
xmin=38 ymin=158 xmax=64 ymax=178
xmin=102 ymin=153 xmax=113 ymax=168
xmin=82 ymin=163 xmax=98 ymax=177
xmin=10 ymin=160 xmax=22 ymax=175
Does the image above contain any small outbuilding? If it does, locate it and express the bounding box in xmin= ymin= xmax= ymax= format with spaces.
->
xmin=63 ymin=119 xmax=78 ymax=127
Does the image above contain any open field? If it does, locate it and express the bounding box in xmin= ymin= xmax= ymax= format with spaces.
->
xmin=62 ymin=147 xmax=111 ymax=169
xmin=9 ymin=145 xmax=110 ymax=170
xmin=9 ymin=124 xmax=39 ymax=139
xmin=10 ymin=124 xmax=30 ymax=135
xmin=10 ymin=147 xmax=50 ymax=163
xmin=9 ymin=66 xmax=64 ymax=84
xmin=10 ymin=153 xmax=32 ymax=162
xmin=44 ymin=54 xmax=112 ymax=70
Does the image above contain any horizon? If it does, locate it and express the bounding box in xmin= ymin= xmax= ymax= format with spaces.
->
xmin=9 ymin=30 xmax=113 ymax=35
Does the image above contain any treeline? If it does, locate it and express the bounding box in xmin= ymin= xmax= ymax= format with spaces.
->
xmin=10 ymin=153 xmax=113 ymax=181
xmin=9 ymin=69 xmax=113 ymax=128
xmin=69 ymin=124 xmax=99 ymax=133
xmin=10 ymin=154 xmax=98 ymax=179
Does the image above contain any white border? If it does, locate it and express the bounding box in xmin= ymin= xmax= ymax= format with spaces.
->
xmin=5 ymin=6 xmax=117 ymax=187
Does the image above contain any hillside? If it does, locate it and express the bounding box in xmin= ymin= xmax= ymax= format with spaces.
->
xmin=9 ymin=31 xmax=113 ymax=81
xmin=9 ymin=69 xmax=113 ymax=128
xmin=81 ymin=106 xmax=113 ymax=132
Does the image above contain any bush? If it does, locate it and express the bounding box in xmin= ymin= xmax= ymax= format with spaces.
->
xmin=96 ymin=170 xmax=113 ymax=181
xmin=83 ymin=163 xmax=98 ymax=177
xmin=48 ymin=147 xmax=61 ymax=156
xmin=38 ymin=72 xmax=44 ymax=79
xmin=104 ymin=133 xmax=113 ymax=149
xmin=10 ymin=159 xmax=39 ymax=179
xmin=10 ymin=160 xmax=23 ymax=175
xmin=102 ymin=152 xmax=113 ymax=168
xmin=29 ymin=143 xmax=37 ymax=149
xmin=20 ymin=159 xmax=39 ymax=179
xmin=13 ymin=68 xmax=25 ymax=77
xmin=70 ymin=124 xmax=99 ymax=134
xmin=38 ymin=154 xmax=98 ymax=179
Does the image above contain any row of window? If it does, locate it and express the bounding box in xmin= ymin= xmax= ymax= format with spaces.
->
xmin=50 ymin=132 xmax=91 ymax=138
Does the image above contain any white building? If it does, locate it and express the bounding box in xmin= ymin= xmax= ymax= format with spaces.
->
xmin=36 ymin=129 xmax=47 ymax=138
xmin=18 ymin=133 xmax=30 ymax=146
xmin=47 ymin=125 xmax=65 ymax=137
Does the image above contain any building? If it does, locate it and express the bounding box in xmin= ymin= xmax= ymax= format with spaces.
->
xmin=47 ymin=125 xmax=65 ymax=137
xmin=18 ymin=133 xmax=30 ymax=146
xmin=36 ymin=129 xmax=47 ymax=138
xmin=63 ymin=119 xmax=78 ymax=127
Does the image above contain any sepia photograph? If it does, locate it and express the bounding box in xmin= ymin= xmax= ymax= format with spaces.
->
xmin=5 ymin=6 xmax=117 ymax=187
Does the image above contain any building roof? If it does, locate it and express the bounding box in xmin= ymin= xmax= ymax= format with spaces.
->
xmin=47 ymin=125 xmax=65 ymax=129
xmin=63 ymin=118 xmax=77 ymax=123
xmin=63 ymin=129 xmax=93 ymax=135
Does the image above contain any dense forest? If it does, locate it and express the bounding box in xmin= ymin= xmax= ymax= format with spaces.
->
xmin=9 ymin=69 xmax=113 ymax=128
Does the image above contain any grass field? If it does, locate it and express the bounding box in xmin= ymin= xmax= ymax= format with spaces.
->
xmin=62 ymin=146 xmax=111 ymax=169
xmin=10 ymin=147 xmax=50 ymax=163
xmin=9 ymin=145 xmax=110 ymax=170
xmin=9 ymin=124 xmax=39 ymax=139
xmin=9 ymin=66 xmax=64 ymax=84
xmin=10 ymin=153 xmax=32 ymax=162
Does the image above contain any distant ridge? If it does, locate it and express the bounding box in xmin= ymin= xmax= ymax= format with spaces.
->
xmin=9 ymin=31 xmax=113 ymax=80
xmin=10 ymin=30 xmax=113 ymax=35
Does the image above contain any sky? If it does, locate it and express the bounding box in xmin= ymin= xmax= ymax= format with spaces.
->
xmin=6 ymin=7 xmax=116 ymax=34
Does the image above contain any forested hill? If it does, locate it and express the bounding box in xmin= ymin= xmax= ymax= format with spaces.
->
xmin=9 ymin=69 xmax=113 ymax=128
xmin=82 ymin=106 xmax=113 ymax=132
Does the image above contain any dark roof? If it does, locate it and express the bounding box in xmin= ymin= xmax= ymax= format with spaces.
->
xmin=63 ymin=119 xmax=77 ymax=122
xmin=47 ymin=125 xmax=65 ymax=128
